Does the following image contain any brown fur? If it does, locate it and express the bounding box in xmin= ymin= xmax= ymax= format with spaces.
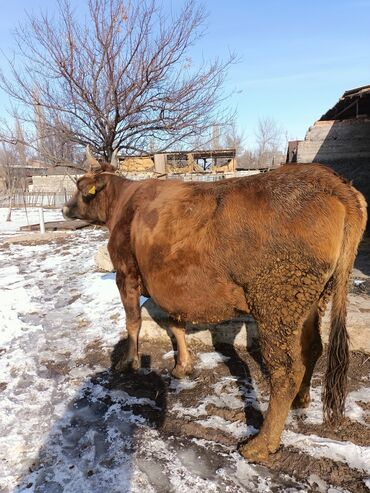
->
xmin=63 ymin=163 xmax=367 ymax=461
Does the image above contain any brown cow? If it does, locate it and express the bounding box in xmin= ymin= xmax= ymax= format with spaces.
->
xmin=63 ymin=149 xmax=367 ymax=462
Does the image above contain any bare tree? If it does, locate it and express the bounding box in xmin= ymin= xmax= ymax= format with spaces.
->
xmin=0 ymin=140 xmax=28 ymax=220
xmin=222 ymin=122 xmax=246 ymax=155
xmin=237 ymin=148 xmax=257 ymax=169
xmin=0 ymin=0 xmax=235 ymax=165
xmin=255 ymin=117 xmax=285 ymax=167
xmin=14 ymin=119 xmax=27 ymax=165
xmin=33 ymin=95 xmax=78 ymax=165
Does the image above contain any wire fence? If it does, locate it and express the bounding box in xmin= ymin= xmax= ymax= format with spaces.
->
xmin=1 ymin=191 xmax=74 ymax=208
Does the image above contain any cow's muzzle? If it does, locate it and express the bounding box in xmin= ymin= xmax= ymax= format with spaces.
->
xmin=62 ymin=206 xmax=71 ymax=219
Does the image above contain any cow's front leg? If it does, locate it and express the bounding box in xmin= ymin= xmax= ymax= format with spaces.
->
xmin=114 ymin=271 xmax=141 ymax=372
xmin=170 ymin=321 xmax=193 ymax=379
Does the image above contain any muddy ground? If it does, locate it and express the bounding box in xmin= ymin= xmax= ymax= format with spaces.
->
xmin=76 ymin=337 xmax=370 ymax=493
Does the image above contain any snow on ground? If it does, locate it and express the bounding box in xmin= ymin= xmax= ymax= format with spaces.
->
xmin=282 ymin=430 xmax=370 ymax=473
xmin=0 ymin=207 xmax=62 ymax=235
xmin=195 ymin=351 xmax=230 ymax=370
xmin=287 ymin=381 xmax=370 ymax=427
xmin=0 ymin=208 xmax=369 ymax=492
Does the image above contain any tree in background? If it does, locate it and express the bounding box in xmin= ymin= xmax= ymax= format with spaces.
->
xmin=0 ymin=0 xmax=235 ymax=166
xmin=223 ymin=121 xmax=246 ymax=156
xmin=255 ymin=117 xmax=285 ymax=167
xmin=221 ymin=119 xmax=286 ymax=170
xmin=33 ymin=92 xmax=77 ymax=166
xmin=0 ymin=138 xmax=28 ymax=220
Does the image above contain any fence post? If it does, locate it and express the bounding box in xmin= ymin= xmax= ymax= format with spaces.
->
xmin=39 ymin=208 xmax=45 ymax=234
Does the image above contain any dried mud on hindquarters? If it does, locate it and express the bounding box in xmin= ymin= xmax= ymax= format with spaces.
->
xmin=110 ymin=340 xmax=370 ymax=493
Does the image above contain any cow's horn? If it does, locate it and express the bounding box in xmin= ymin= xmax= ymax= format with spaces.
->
xmin=110 ymin=148 xmax=119 ymax=169
xmin=85 ymin=145 xmax=101 ymax=172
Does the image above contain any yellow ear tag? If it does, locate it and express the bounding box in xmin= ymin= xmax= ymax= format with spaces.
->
xmin=88 ymin=186 xmax=96 ymax=195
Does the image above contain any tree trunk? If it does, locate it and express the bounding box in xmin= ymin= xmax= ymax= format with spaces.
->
xmin=6 ymin=193 xmax=13 ymax=221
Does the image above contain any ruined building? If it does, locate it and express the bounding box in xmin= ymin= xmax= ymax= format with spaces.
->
xmin=287 ymin=85 xmax=370 ymax=209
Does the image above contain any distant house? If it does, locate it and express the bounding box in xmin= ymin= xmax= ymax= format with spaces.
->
xmin=286 ymin=85 xmax=370 ymax=210
xmin=119 ymin=149 xmax=238 ymax=175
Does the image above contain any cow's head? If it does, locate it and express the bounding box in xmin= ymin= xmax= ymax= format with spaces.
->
xmin=62 ymin=146 xmax=119 ymax=225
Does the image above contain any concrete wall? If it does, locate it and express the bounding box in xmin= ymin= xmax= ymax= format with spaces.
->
xmin=140 ymin=298 xmax=259 ymax=348
xmin=297 ymin=118 xmax=370 ymax=210
xmin=30 ymin=175 xmax=80 ymax=193
xmin=139 ymin=298 xmax=370 ymax=353
xmin=30 ymin=170 xmax=263 ymax=189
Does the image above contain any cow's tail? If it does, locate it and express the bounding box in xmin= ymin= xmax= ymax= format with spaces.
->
xmin=323 ymin=190 xmax=367 ymax=424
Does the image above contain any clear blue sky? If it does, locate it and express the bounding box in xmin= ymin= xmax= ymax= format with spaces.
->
xmin=0 ymin=0 xmax=369 ymax=149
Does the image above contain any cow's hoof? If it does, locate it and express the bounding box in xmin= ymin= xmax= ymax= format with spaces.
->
xmin=292 ymin=391 xmax=310 ymax=409
xmin=113 ymin=357 xmax=139 ymax=373
xmin=171 ymin=363 xmax=193 ymax=379
xmin=239 ymin=436 xmax=275 ymax=463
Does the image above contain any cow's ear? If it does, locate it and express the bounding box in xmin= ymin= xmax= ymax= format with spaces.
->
xmin=78 ymin=175 xmax=106 ymax=197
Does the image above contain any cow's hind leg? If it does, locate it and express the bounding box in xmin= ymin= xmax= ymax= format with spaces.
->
xmin=170 ymin=321 xmax=193 ymax=379
xmin=292 ymin=304 xmax=322 ymax=409
xmin=239 ymin=317 xmax=305 ymax=462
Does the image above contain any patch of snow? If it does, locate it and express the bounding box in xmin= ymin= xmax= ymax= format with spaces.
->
xmin=0 ymin=207 xmax=63 ymax=234
xmin=171 ymin=375 xmax=263 ymax=418
xmin=212 ymin=377 xmax=263 ymax=411
xmin=349 ymin=388 xmax=370 ymax=403
xmin=288 ymin=385 xmax=324 ymax=425
xmin=0 ymin=263 xmax=42 ymax=344
xmin=307 ymin=473 xmax=328 ymax=493
xmin=134 ymin=429 xmax=223 ymax=493
xmin=282 ymin=430 xmax=370 ymax=473
xmin=327 ymin=488 xmax=352 ymax=493
xmin=346 ymin=387 xmax=370 ymax=424
xmin=171 ymin=400 xmax=208 ymax=418
xmin=196 ymin=415 xmax=258 ymax=440
xmin=169 ymin=378 xmax=197 ymax=394
xmin=353 ymin=279 xmax=365 ymax=287
xmin=195 ymin=351 xmax=230 ymax=370
xmin=234 ymin=459 xmax=261 ymax=490
xmin=288 ymin=384 xmax=370 ymax=428
xmin=162 ymin=350 xmax=176 ymax=360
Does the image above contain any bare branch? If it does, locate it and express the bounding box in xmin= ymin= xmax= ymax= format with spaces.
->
xmin=0 ymin=0 xmax=235 ymax=165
